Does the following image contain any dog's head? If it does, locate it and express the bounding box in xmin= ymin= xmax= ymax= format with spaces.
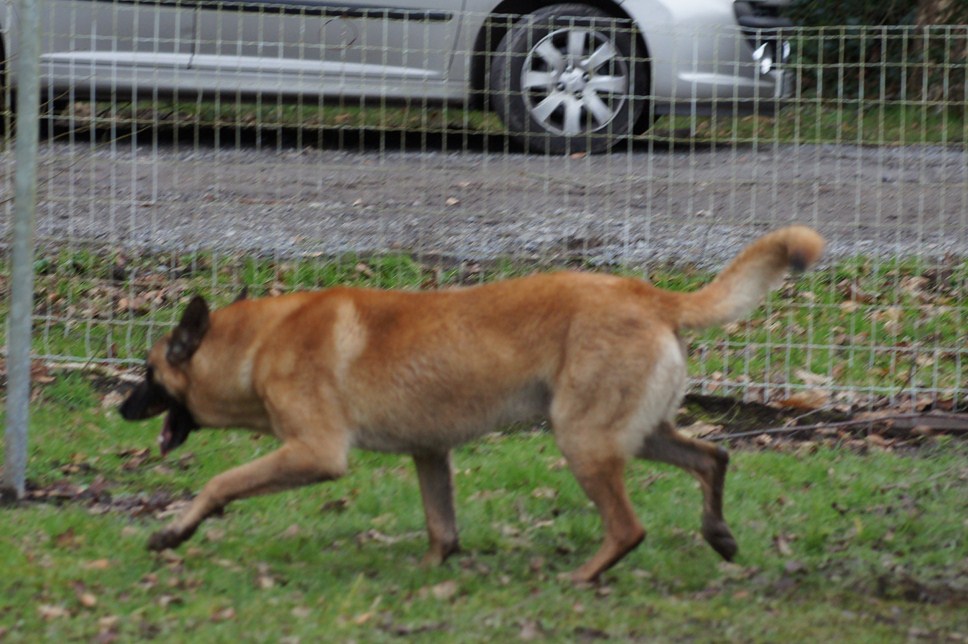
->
xmin=119 ymin=295 xmax=211 ymax=456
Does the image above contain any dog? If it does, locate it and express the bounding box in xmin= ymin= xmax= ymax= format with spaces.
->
xmin=120 ymin=226 xmax=824 ymax=581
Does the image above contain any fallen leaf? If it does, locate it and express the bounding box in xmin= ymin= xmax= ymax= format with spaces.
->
xmin=211 ymin=607 xmax=236 ymax=622
xmin=98 ymin=615 xmax=120 ymax=630
xmin=838 ymin=280 xmax=877 ymax=304
xmin=794 ymin=369 xmax=833 ymax=387
xmin=158 ymin=595 xmax=182 ymax=608
xmin=866 ymin=433 xmax=894 ymax=449
xmin=78 ymin=592 xmax=98 ymax=608
xmin=776 ymin=389 xmax=830 ymax=411
xmin=773 ymin=533 xmax=795 ymax=557
xmin=83 ymin=559 xmax=112 ymax=570
xmin=679 ymin=421 xmax=723 ymax=439
xmin=430 ymin=580 xmax=459 ymax=601
xmin=321 ymin=498 xmax=349 ymax=513
xmin=529 ymin=557 xmax=545 ymax=574
xmin=519 ymin=620 xmax=543 ymax=640
xmin=38 ymin=604 xmax=70 ymax=620
xmin=54 ymin=528 xmax=83 ymax=550
xmin=204 ymin=528 xmax=226 ymax=542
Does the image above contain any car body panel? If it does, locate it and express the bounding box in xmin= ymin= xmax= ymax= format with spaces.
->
xmin=2 ymin=0 xmax=791 ymax=115
xmin=36 ymin=0 xmax=195 ymax=98
xmin=186 ymin=0 xmax=466 ymax=100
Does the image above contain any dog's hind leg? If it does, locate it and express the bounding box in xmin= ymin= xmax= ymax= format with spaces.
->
xmin=413 ymin=451 xmax=460 ymax=566
xmin=147 ymin=440 xmax=345 ymax=551
xmin=555 ymin=438 xmax=645 ymax=582
xmin=636 ymin=421 xmax=737 ymax=561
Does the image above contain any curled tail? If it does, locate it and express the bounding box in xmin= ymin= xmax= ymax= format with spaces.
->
xmin=674 ymin=226 xmax=824 ymax=331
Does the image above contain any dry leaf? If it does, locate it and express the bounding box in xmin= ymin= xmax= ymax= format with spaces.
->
xmin=54 ymin=528 xmax=82 ymax=550
xmin=445 ymin=197 xmax=460 ymax=206
xmin=353 ymin=612 xmax=374 ymax=626
xmin=866 ymin=433 xmax=893 ymax=448
xmin=78 ymin=592 xmax=98 ymax=608
xmin=430 ymin=580 xmax=459 ymax=601
xmin=204 ymin=528 xmax=226 ymax=542
xmin=794 ymin=369 xmax=833 ymax=387
xmin=98 ymin=616 xmax=120 ymax=630
xmin=38 ymin=604 xmax=70 ymax=620
xmin=519 ymin=620 xmax=543 ymax=640
xmin=158 ymin=595 xmax=182 ymax=608
xmin=776 ymin=389 xmax=830 ymax=411
xmin=530 ymin=487 xmax=556 ymax=500
xmin=679 ymin=421 xmax=723 ymax=439
xmin=83 ymin=559 xmax=112 ymax=570
xmin=211 ymin=607 xmax=236 ymax=622
xmin=773 ymin=533 xmax=795 ymax=557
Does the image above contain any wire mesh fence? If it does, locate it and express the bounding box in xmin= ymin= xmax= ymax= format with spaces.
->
xmin=1 ymin=9 xmax=966 ymax=408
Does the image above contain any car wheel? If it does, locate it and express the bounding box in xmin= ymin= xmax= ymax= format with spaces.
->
xmin=489 ymin=4 xmax=647 ymax=155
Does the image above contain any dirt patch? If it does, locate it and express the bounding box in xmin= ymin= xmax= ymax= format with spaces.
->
xmin=680 ymin=393 xmax=967 ymax=452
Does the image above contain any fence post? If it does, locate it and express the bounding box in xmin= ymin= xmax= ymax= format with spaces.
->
xmin=2 ymin=0 xmax=42 ymax=502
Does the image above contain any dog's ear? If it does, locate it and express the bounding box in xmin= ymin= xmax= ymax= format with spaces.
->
xmin=166 ymin=296 xmax=210 ymax=366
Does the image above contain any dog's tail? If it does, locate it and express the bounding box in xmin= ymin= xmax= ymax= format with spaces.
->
xmin=672 ymin=226 xmax=824 ymax=331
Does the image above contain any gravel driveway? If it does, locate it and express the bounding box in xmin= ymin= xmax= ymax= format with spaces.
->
xmin=8 ymin=138 xmax=968 ymax=267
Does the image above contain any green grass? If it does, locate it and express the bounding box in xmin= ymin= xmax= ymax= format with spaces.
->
xmin=43 ymin=97 xmax=967 ymax=146
xmin=1 ymin=373 xmax=966 ymax=641
xmin=9 ymin=248 xmax=966 ymax=401
xmin=658 ymin=101 xmax=967 ymax=146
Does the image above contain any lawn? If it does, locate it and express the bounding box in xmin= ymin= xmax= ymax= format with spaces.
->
xmin=1 ymin=360 xmax=966 ymax=642
xmin=41 ymin=95 xmax=966 ymax=147
xmin=1 ymin=249 xmax=966 ymax=641
xmin=21 ymin=249 xmax=968 ymax=402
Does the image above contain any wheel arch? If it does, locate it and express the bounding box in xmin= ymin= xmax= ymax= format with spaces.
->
xmin=467 ymin=0 xmax=651 ymax=111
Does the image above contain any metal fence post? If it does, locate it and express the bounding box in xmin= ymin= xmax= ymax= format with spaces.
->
xmin=2 ymin=0 xmax=42 ymax=502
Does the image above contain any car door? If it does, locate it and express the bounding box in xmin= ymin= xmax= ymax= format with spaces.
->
xmin=38 ymin=0 xmax=194 ymax=101
xmin=189 ymin=0 xmax=466 ymax=102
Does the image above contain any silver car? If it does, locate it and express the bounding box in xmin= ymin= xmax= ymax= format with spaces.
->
xmin=1 ymin=0 xmax=792 ymax=153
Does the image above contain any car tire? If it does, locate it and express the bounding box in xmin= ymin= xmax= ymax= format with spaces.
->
xmin=489 ymin=4 xmax=647 ymax=155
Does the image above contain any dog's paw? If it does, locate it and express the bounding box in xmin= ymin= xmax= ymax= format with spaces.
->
xmin=702 ymin=521 xmax=738 ymax=561
xmin=147 ymin=528 xmax=185 ymax=552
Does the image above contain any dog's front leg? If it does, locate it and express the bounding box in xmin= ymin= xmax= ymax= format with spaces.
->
xmin=148 ymin=441 xmax=345 ymax=551
xmin=413 ymin=451 xmax=459 ymax=566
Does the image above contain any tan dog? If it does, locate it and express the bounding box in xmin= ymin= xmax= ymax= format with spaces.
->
xmin=120 ymin=226 xmax=823 ymax=581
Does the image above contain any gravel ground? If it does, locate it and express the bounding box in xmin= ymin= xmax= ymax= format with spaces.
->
xmin=6 ymin=138 xmax=967 ymax=267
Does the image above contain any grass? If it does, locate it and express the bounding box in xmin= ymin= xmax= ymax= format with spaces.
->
xmin=40 ymin=96 xmax=967 ymax=147
xmin=10 ymin=248 xmax=968 ymax=402
xmin=1 ymin=249 xmax=966 ymax=640
xmin=1 ymin=371 xmax=966 ymax=641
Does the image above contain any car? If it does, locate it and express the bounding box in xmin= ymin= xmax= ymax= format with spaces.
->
xmin=0 ymin=0 xmax=792 ymax=153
